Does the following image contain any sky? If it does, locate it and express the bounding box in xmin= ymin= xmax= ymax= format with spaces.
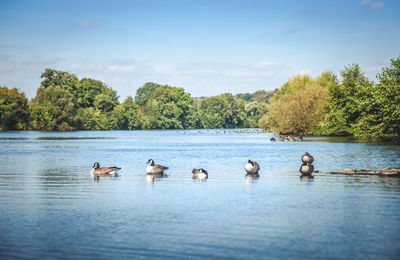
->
xmin=0 ymin=0 xmax=399 ymax=100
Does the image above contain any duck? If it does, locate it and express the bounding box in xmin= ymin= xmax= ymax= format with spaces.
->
xmin=90 ymin=162 xmax=121 ymax=178
xmin=270 ymin=137 xmax=276 ymax=142
xmin=192 ymin=168 xmax=208 ymax=179
xmin=245 ymin=159 xmax=260 ymax=174
xmin=146 ymin=159 xmax=168 ymax=175
xmin=300 ymin=163 xmax=314 ymax=175
xmin=301 ymin=152 xmax=314 ymax=164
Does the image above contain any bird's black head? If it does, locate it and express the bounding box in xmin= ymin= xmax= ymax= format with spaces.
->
xmin=146 ymin=159 xmax=154 ymax=166
xmin=93 ymin=162 xmax=100 ymax=169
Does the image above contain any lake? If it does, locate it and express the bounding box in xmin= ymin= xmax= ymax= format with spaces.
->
xmin=1 ymin=130 xmax=400 ymax=259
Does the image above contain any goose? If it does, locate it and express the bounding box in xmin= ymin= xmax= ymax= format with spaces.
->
xmin=301 ymin=152 xmax=314 ymax=164
xmin=90 ymin=162 xmax=121 ymax=177
xmin=300 ymin=163 xmax=314 ymax=175
xmin=245 ymin=160 xmax=260 ymax=174
xmin=146 ymin=159 xmax=168 ymax=175
xmin=192 ymin=168 xmax=208 ymax=179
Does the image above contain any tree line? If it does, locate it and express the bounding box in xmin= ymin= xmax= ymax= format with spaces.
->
xmin=260 ymin=55 xmax=400 ymax=140
xmin=0 ymin=55 xmax=399 ymax=140
xmin=0 ymin=69 xmax=257 ymax=131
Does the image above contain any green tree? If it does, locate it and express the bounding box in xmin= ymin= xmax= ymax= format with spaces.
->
xmin=76 ymin=78 xmax=111 ymax=108
xmin=135 ymin=82 xmax=160 ymax=107
xmin=318 ymin=65 xmax=373 ymax=136
xmin=40 ymin=68 xmax=79 ymax=95
xmin=76 ymin=107 xmax=118 ymax=130
xmin=245 ymin=101 xmax=268 ymax=127
xmin=199 ymin=93 xmax=246 ymax=128
xmin=135 ymin=83 xmax=194 ymax=129
xmin=0 ymin=87 xmax=30 ymax=130
xmin=183 ymin=105 xmax=202 ymax=129
xmin=93 ymin=87 xmax=119 ymax=113
xmin=260 ymin=74 xmax=330 ymax=135
xmin=352 ymin=56 xmax=400 ymax=140
xmin=235 ymin=90 xmax=274 ymax=103
xmin=236 ymin=93 xmax=252 ymax=101
xmin=30 ymin=86 xmax=76 ymax=131
xmin=113 ymin=96 xmax=143 ymax=129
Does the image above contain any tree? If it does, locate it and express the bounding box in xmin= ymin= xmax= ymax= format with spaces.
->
xmin=318 ymin=65 xmax=373 ymax=136
xmin=76 ymin=78 xmax=110 ymax=108
xmin=93 ymin=88 xmax=119 ymax=113
xmin=0 ymin=87 xmax=30 ymax=130
xmin=30 ymin=86 xmax=76 ymax=131
xmin=235 ymin=90 xmax=274 ymax=103
xmin=135 ymin=83 xmax=194 ymax=129
xmin=40 ymin=68 xmax=79 ymax=95
xmin=245 ymin=101 xmax=268 ymax=127
xmin=352 ymin=56 xmax=400 ymax=140
xmin=113 ymin=96 xmax=143 ymax=129
xmin=260 ymin=74 xmax=329 ymax=135
xmin=134 ymin=82 xmax=160 ymax=107
xmin=199 ymin=93 xmax=246 ymax=128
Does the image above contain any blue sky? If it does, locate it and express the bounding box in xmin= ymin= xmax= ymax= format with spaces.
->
xmin=1 ymin=0 xmax=399 ymax=99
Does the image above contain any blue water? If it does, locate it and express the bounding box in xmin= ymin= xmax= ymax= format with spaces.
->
xmin=0 ymin=130 xmax=400 ymax=259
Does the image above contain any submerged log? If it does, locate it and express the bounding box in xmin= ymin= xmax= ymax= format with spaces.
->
xmin=378 ymin=168 xmax=400 ymax=177
xmin=329 ymin=168 xmax=400 ymax=177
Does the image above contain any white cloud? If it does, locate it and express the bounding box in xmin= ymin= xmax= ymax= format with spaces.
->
xmin=0 ymin=53 xmax=65 ymax=97
xmin=0 ymin=54 xmax=331 ymax=100
xmin=0 ymin=40 xmax=16 ymax=48
xmin=107 ymin=65 xmax=137 ymax=72
xmin=254 ymin=61 xmax=277 ymax=67
xmin=360 ymin=0 xmax=370 ymax=6
xmin=360 ymin=0 xmax=385 ymax=9
xmin=370 ymin=1 xmax=385 ymax=9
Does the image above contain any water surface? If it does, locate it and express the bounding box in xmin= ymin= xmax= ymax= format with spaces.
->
xmin=1 ymin=130 xmax=400 ymax=259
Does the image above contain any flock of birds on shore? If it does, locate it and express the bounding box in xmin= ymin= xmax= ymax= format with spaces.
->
xmin=90 ymin=152 xmax=315 ymax=181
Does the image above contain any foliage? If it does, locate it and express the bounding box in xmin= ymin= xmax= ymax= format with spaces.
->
xmin=1 ymin=55 xmax=399 ymax=141
xmin=77 ymin=78 xmax=113 ymax=108
xmin=40 ymin=68 xmax=79 ymax=95
xmin=113 ymin=96 xmax=143 ymax=130
xmin=199 ymin=93 xmax=246 ymax=128
xmin=0 ymin=87 xmax=30 ymax=130
xmin=317 ymin=65 xmax=374 ymax=136
xmin=236 ymin=90 xmax=274 ymax=103
xmin=135 ymin=83 xmax=194 ymax=129
xmin=260 ymin=74 xmax=330 ymax=135
xmin=30 ymin=86 xmax=76 ymax=131
xmin=29 ymin=69 xmax=120 ymax=131
xmin=134 ymin=82 xmax=160 ymax=107
xmin=351 ymin=56 xmax=400 ymax=140
xmin=244 ymin=101 xmax=268 ymax=127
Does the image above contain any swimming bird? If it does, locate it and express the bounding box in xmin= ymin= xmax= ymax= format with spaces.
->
xmin=300 ymin=163 xmax=314 ymax=175
xmin=146 ymin=159 xmax=168 ymax=175
xmin=90 ymin=162 xmax=121 ymax=178
xmin=192 ymin=168 xmax=208 ymax=179
xmin=301 ymin=152 xmax=314 ymax=164
xmin=245 ymin=160 xmax=260 ymax=174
